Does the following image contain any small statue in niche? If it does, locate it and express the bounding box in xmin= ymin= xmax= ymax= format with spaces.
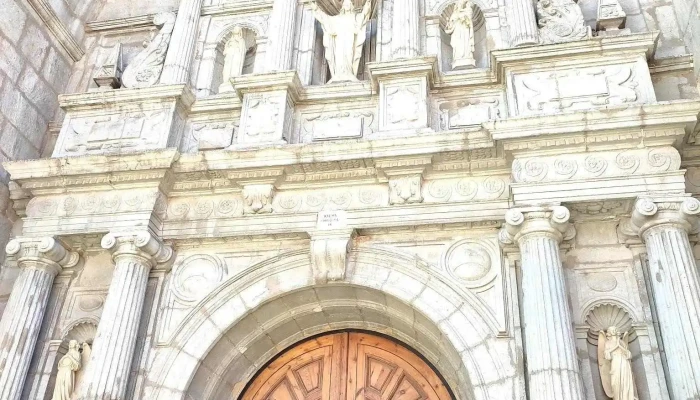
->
xmin=51 ymin=341 xmax=82 ymax=400
xmin=219 ymin=27 xmax=248 ymax=93
xmin=598 ymin=326 xmax=638 ymax=400
xmin=445 ymin=0 xmax=476 ymax=70
xmin=122 ymin=12 xmax=176 ymax=88
xmin=311 ymin=0 xmax=372 ymax=83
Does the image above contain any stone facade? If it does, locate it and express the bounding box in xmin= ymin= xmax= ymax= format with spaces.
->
xmin=1 ymin=0 xmax=700 ymax=399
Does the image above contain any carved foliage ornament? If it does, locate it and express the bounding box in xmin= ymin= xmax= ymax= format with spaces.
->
xmin=536 ymin=0 xmax=590 ymax=44
xmin=122 ymin=12 xmax=176 ymax=88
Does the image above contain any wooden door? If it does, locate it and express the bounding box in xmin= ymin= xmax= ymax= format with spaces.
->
xmin=241 ymin=332 xmax=452 ymax=400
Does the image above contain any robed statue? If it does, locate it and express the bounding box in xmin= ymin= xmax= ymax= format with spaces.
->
xmin=445 ymin=0 xmax=476 ymax=69
xmin=311 ymin=0 xmax=372 ymax=83
xmin=52 ymin=341 xmax=86 ymax=400
xmin=598 ymin=326 xmax=638 ymax=400
xmin=219 ymin=26 xmax=248 ymax=92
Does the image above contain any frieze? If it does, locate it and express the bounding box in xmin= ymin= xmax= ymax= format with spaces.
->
xmin=25 ymin=190 xmax=162 ymax=219
xmin=301 ymin=111 xmax=375 ymax=142
xmin=512 ymin=147 xmax=681 ymax=183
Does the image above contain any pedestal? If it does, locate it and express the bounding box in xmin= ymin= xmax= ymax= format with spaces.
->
xmin=228 ymin=71 xmax=302 ymax=148
xmin=367 ymin=57 xmax=437 ymax=134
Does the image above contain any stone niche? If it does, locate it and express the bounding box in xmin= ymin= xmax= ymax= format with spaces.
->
xmin=52 ymin=85 xmax=193 ymax=157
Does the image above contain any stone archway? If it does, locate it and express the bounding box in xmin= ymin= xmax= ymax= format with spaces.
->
xmin=143 ymin=247 xmax=521 ymax=400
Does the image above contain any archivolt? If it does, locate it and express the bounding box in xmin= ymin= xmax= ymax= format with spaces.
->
xmin=144 ymin=247 xmax=520 ymax=400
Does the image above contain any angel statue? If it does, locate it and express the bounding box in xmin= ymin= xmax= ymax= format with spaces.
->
xmin=598 ymin=326 xmax=638 ymax=400
xmin=52 ymin=341 xmax=82 ymax=400
xmin=445 ymin=0 xmax=476 ymax=69
xmin=311 ymin=0 xmax=372 ymax=83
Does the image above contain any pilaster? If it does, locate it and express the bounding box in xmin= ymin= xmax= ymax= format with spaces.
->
xmin=499 ymin=206 xmax=585 ymax=400
xmin=507 ymin=0 xmax=539 ymax=46
xmin=76 ymin=232 xmax=172 ymax=400
xmin=624 ymin=197 xmax=700 ymax=399
xmin=390 ymin=0 xmax=420 ymax=59
xmin=0 ymin=237 xmax=78 ymax=400
xmin=160 ymin=0 xmax=204 ymax=84
xmin=265 ymin=0 xmax=298 ymax=71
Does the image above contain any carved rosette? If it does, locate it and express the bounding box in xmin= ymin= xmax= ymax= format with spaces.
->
xmin=0 ymin=237 xmax=78 ymax=399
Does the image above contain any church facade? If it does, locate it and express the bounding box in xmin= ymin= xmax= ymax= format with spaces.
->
xmin=1 ymin=0 xmax=700 ymax=399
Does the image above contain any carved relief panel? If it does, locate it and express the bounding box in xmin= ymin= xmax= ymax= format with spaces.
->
xmin=507 ymin=60 xmax=656 ymax=117
xmin=237 ymin=91 xmax=292 ymax=146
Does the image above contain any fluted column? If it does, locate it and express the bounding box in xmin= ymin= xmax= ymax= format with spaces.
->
xmin=265 ymin=0 xmax=298 ymax=71
xmin=0 ymin=238 xmax=78 ymax=400
xmin=499 ymin=206 xmax=584 ymax=400
xmin=77 ymin=232 xmax=171 ymax=400
xmin=391 ymin=0 xmax=420 ymax=59
xmin=507 ymin=0 xmax=539 ymax=46
xmin=628 ymin=198 xmax=700 ymax=399
xmin=160 ymin=0 xmax=204 ymax=84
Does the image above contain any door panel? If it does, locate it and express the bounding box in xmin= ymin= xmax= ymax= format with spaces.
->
xmin=241 ymin=332 xmax=451 ymax=400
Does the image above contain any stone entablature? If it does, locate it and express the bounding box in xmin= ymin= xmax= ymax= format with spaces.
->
xmin=51 ymin=33 xmax=662 ymax=155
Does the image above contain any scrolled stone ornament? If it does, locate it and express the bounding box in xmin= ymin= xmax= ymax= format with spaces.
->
xmin=122 ymin=12 xmax=176 ymax=88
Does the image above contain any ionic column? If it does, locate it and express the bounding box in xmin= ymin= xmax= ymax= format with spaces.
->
xmin=507 ymin=0 xmax=539 ymax=46
xmin=499 ymin=206 xmax=584 ymax=400
xmin=0 ymin=237 xmax=78 ymax=400
xmin=265 ymin=0 xmax=298 ymax=71
xmin=628 ymin=198 xmax=700 ymax=399
xmin=160 ymin=0 xmax=204 ymax=84
xmin=391 ymin=0 xmax=420 ymax=59
xmin=77 ymin=232 xmax=172 ymax=400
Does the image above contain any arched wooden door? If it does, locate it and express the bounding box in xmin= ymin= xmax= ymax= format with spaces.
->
xmin=241 ymin=332 xmax=453 ymax=400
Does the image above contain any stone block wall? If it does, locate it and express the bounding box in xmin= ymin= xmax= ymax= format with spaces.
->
xmin=0 ymin=0 xmax=73 ymax=181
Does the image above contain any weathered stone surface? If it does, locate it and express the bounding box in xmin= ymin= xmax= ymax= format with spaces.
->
xmin=2 ymin=0 xmax=700 ymax=399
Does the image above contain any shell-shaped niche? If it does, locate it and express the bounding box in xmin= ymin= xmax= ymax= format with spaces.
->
xmin=585 ymin=303 xmax=634 ymax=344
xmin=62 ymin=319 xmax=98 ymax=344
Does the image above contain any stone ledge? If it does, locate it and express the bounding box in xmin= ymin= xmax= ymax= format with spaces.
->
xmin=58 ymin=84 xmax=195 ymax=112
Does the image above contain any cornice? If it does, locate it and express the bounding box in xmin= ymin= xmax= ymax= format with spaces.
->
xmin=200 ymin=0 xmax=273 ymax=17
xmin=26 ymin=0 xmax=84 ymax=61
xmin=58 ymin=84 xmax=195 ymax=112
xmin=648 ymin=55 xmax=694 ymax=75
xmin=85 ymin=14 xmax=162 ymax=33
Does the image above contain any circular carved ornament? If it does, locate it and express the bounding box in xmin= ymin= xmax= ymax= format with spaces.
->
xmin=443 ymin=240 xmax=494 ymax=288
xmin=586 ymin=272 xmax=618 ymax=293
xmin=172 ymin=254 xmax=227 ymax=303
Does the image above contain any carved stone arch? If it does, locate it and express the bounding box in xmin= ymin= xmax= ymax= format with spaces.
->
xmin=143 ymin=247 xmax=522 ymax=400
xmin=61 ymin=317 xmax=99 ymax=344
xmin=583 ymin=300 xmax=638 ymax=344
xmin=429 ymin=0 xmax=498 ymax=16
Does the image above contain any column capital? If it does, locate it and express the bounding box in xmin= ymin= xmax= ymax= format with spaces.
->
xmin=499 ymin=205 xmax=575 ymax=245
xmin=5 ymin=237 xmax=79 ymax=275
xmin=628 ymin=197 xmax=700 ymax=236
xmin=101 ymin=231 xmax=173 ymax=268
